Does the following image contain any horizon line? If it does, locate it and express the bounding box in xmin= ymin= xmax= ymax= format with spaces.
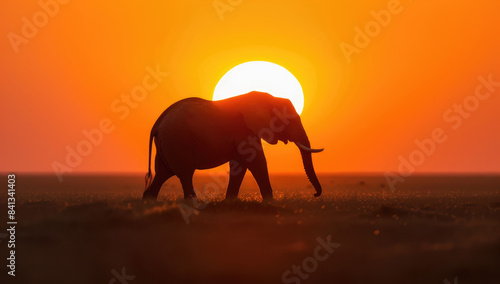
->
xmin=2 ymin=171 xmax=500 ymax=176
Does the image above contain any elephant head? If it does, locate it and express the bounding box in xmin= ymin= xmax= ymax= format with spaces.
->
xmin=229 ymin=91 xmax=324 ymax=197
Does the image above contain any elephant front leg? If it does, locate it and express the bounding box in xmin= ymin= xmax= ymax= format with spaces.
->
xmin=225 ymin=160 xmax=247 ymax=200
xmin=247 ymin=150 xmax=273 ymax=200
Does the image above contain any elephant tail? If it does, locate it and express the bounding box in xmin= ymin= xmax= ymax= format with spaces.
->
xmin=145 ymin=128 xmax=155 ymax=189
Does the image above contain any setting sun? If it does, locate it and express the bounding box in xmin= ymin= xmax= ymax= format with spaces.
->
xmin=212 ymin=61 xmax=305 ymax=114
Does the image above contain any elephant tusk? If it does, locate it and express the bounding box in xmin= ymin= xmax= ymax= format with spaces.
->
xmin=296 ymin=142 xmax=324 ymax=153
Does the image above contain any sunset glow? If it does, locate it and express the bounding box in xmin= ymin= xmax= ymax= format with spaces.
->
xmin=213 ymin=61 xmax=305 ymax=114
xmin=1 ymin=1 xmax=499 ymax=174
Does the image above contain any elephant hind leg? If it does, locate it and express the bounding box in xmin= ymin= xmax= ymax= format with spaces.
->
xmin=178 ymin=171 xmax=197 ymax=200
xmin=143 ymin=153 xmax=174 ymax=200
xmin=225 ymin=160 xmax=247 ymax=200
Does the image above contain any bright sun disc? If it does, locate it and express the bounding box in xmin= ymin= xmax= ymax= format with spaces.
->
xmin=213 ymin=61 xmax=304 ymax=115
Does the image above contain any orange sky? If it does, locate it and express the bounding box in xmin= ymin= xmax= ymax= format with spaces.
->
xmin=1 ymin=0 xmax=499 ymax=175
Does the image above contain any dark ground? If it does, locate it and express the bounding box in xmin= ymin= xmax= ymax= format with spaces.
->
xmin=1 ymin=173 xmax=500 ymax=284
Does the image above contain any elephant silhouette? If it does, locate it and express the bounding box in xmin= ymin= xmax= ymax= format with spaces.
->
xmin=142 ymin=91 xmax=323 ymax=200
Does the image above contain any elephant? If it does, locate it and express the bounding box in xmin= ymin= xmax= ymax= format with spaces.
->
xmin=142 ymin=91 xmax=324 ymax=200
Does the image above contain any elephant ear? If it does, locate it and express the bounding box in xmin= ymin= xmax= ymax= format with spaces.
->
xmin=240 ymin=106 xmax=272 ymax=137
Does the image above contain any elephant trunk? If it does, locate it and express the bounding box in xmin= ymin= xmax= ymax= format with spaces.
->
xmin=295 ymin=135 xmax=322 ymax=197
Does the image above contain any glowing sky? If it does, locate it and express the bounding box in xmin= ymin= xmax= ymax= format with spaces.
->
xmin=213 ymin=61 xmax=305 ymax=114
xmin=1 ymin=0 xmax=499 ymax=175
